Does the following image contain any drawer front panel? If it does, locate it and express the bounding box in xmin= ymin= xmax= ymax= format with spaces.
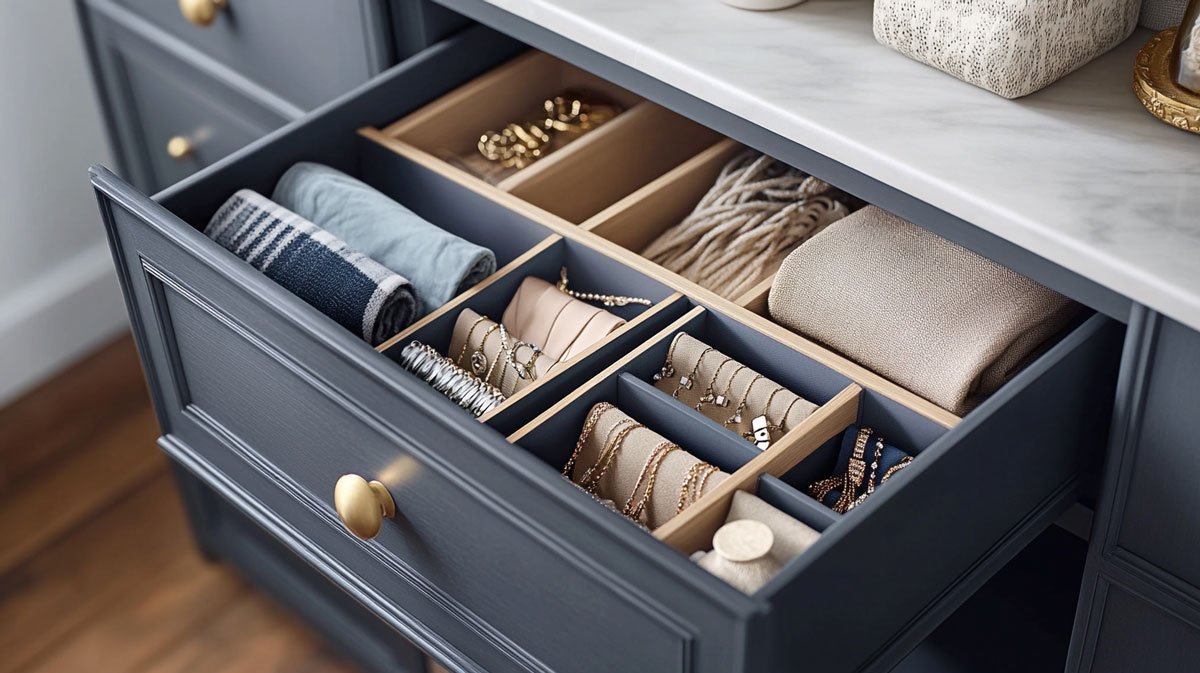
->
xmin=1089 ymin=583 xmax=1200 ymax=673
xmin=172 ymin=464 xmax=427 ymax=673
xmin=106 ymin=0 xmax=390 ymax=109
xmin=88 ymin=8 xmax=293 ymax=193
xmin=1113 ymin=315 xmax=1200 ymax=594
xmin=149 ymin=264 xmax=691 ymax=673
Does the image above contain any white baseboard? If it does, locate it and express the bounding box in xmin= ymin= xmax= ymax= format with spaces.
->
xmin=0 ymin=243 xmax=131 ymax=406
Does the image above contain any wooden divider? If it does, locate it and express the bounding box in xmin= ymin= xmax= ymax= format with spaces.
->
xmin=381 ymin=50 xmax=642 ymax=157
xmin=478 ymin=293 xmax=687 ymax=422
xmin=507 ymin=306 xmax=707 ymax=443
xmin=506 ymin=103 xmax=725 ymax=223
xmin=374 ymin=236 xmax=562 ymax=353
xmin=653 ymin=384 xmax=861 ymax=554
xmin=583 ymin=138 xmax=743 ymax=251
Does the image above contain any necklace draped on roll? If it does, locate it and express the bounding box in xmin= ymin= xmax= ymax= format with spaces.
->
xmin=641 ymin=151 xmax=851 ymax=300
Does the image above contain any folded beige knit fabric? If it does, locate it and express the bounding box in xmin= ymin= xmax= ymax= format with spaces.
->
xmin=767 ymin=206 xmax=1079 ymax=414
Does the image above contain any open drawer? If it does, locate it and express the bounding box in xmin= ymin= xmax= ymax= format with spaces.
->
xmin=93 ymin=25 xmax=1124 ymax=673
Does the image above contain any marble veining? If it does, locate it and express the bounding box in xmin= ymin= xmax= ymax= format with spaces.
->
xmin=482 ymin=0 xmax=1200 ymax=331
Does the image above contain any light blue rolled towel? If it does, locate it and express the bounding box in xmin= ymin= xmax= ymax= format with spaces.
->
xmin=273 ymin=162 xmax=496 ymax=315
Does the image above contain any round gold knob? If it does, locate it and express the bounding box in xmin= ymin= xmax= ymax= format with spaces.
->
xmin=166 ymin=136 xmax=193 ymax=160
xmin=179 ymin=0 xmax=227 ymax=27
xmin=333 ymin=474 xmax=395 ymax=540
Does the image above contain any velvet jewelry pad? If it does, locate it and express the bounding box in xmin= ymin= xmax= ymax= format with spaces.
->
xmin=654 ymin=333 xmax=817 ymax=445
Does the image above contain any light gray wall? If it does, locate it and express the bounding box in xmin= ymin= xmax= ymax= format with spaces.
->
xmin=0 ymin=2 xmax=128 ymax=405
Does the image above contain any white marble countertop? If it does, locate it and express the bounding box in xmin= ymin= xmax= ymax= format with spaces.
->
xmin=482 ymin=0 xmax=1200 ymax=330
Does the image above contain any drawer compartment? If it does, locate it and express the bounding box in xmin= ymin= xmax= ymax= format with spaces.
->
xmin=98 ymin=0 xmax=394 ymax=110
xmin=93 ymin=26 xmax=1124 ymax=673
xmin=85 ymin=2 xmax=296 ymax=193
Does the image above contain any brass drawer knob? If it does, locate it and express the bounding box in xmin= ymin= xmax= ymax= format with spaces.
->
xmin=166 ymin=136 xmax=194 ymax=160
xmin=334 ymin=474 xmax=396 ymax=540
xmin=179 ymin=0 xmax=227 ymax=27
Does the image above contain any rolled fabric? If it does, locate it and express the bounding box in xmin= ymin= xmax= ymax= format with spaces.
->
xmin=768 ymin=206 xmax=1080 ymax=414
xmin=205 ymin=189 xmax=417 ymax=346
xmin=272 ymin=162 xmax=496 ymax=315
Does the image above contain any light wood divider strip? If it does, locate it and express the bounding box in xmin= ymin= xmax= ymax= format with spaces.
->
xmin=506 ymin=103 xmax=725 ymax=223
xmin=582 ymin=138 xmax=743 ymax=250
xmin=478 ymin=292 xmax=687 ymax=422
xmin=381 ymin=50 xmax=642 ymax=155
xmin=493 ymin=101 xmax=654 ymax=193
xmin=359 ymin=128 xmax=962 ymax=429
xmin=507 ymin=306 xmax=707 ymax=443
xmin=735 ymin=277 xmax=773 ymax=314
xmin=653 ymin=383 xmax=862 ymax=554
xmin=374 ymin=235 xmax=562 ymax=353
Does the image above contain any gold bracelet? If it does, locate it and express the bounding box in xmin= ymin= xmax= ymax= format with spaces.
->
xmin=565 ymin=402 xmax=615 ymax=477
xmin=714 ymin=364 xmax=749 ymax=408
xmin=624 ymin=440 xmax=679 ymax=523
xmin=832 ymin=427 xmax=872 ymax=514
xmin=558 ymin=267 xmax=652 ymax=307
xmin=726 ymin=374 xmax=765 ymax=426
xmin=672 ymin=346 xmax=715 ymax=398
xmin=469 ymin=323 xmax=502 ymax=377
xmin=455 ymin=314 xmax=492 ymax=370
xmin=697 ymin=358 xmax=737 ymax=411
xmin=654 ymin=333 xmax=685 ymax=382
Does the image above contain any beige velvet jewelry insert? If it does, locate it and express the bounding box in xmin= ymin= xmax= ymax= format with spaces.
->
xmin=569 ymin=405 xmax=729 ymax=530
xmin=448 ymin=308 xmax=556 ymax=396
xmin=655 ymin=333 xmax=818 ymax=443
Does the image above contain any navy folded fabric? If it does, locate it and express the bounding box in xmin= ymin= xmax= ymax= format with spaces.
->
xmin=273 ymin=162 xmax=497 ymax=315
xmin=205 ymin=189 xmax=418 ymax=346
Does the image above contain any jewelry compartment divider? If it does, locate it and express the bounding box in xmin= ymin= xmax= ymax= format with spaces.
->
xmin=365 ymin=49 xmax=724 ymax=224
xmin=376 ymin=234 xmax=689 ymax=432
xmin=508 ymin=304 xmax=870 ymax=549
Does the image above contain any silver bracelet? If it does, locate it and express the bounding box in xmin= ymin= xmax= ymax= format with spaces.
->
xmin=399 ymin=341 xmax=506 ymax=417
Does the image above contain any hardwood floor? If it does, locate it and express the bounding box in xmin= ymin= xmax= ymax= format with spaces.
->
xmin=0 ymin=335 xmax=364 ymax=673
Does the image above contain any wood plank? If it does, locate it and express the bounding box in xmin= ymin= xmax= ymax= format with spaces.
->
xmin=582 ymin=138 xmax=743 ymax=251
xmin=506 ymin=102 xmax=724 ymax=223
xmin=0 ymin=473 xmax=187 ymax=673
xmin=139 ymin=592 xmax=359 ymax=673
xmin=0 ymin=404 xmax=164 ymax=575
xmin=653 ymin=383 xmax=862 ymax=554
xmin=0 ymin=333 xmax=148 ymax=492
xmin=23 ymin=551 xmax=243 ymax=673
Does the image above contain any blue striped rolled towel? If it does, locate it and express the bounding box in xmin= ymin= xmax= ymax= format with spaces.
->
xmin=205 ymin=189 xmax=418 ymax=345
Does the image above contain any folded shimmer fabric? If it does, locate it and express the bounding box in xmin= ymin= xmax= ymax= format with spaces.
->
xmin=205 ymin=189 xmax=417 ymax=346
xmin=272 ymin=162 xmax=496 ymax=315
xmin=768 ymin=206 xmax=1080 ymax=414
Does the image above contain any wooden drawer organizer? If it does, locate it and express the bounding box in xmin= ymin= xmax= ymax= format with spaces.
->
xmin=93 ymin=26 xmax=1123 ymax=673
